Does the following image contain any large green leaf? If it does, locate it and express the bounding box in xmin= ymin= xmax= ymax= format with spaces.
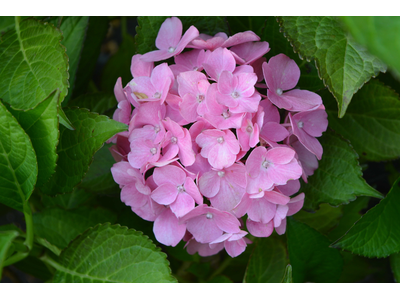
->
xmin=244 ymin=236 xmax=288 ymax=283
xmin=325 ymin=79 xmax=400 ymax=162
xmin=0 ymin=101 xmax=38 ymax=211
xmin=0 ymin=230 xmax=19 ymax=277
xmin=41 ymin=187 xmax=94 ymax=210
xmin=40 ymin=108 xmax=127 ymax=196
xmin=390 ymin=252 xmax=400 ymax=282
xmin=48 ymin=223 xmax=177 ymax=283
xmin=180 ymin=16 xmax=228 ymax=36
xmin=0 ymin=17 xmax=68 ymax=110
xmin=341 ymin=17 xmax=400 ymax=77
xmin=300 ymin=129 xmax=382 ymax=211
xmin=7 ymin=90 xmax=59 ymax=187
xmin=278 ymin=16 xmax=386 ymax=117
xmin=59 ymin=17 xmax=89 ymax=103
xmin=33 ymin=206 xmax=117 ymax=249
xmin=333 ymin=177 xmax=400 ymax=258
xmin=287 ymin=218 xmax=343 ymax=283
xmin=0 ymin=17 xmax=15 ymax=34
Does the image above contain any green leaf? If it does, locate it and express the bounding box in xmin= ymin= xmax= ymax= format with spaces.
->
xmin=0 ymin=17 xmax=15 ymax=34
xmin=244 ymin=237 xmax=288 ymax=283
xmin=49 ymin=223 xmax=177 ymax=283
xmin=68 ymin=92 xmax=117 ymax=116
xmin=0 ymin=230 xmax=19 ymax=277
xmin=325 ymin=79 xmax=400 ymax=161
xmin=390 ymin=252 xmax=400 ymax=282
xmin=300 ymin=129 xmax=382 ymax=211
xmin=227 ymin=16 xmax=267 ymax=37
xmin=287 ymin=217 xmax=343 ymax=283
xmin=40 ymin=108 xmax=127 ymax=196
xmin=79 ymin=143 xmax=119 ymax=195
xmin=33 ymin=206 xmax=117 ymax=249
xmin=0 ymin=101 xmax=38 ymax=211
xmin=278 ymin=16 xmax=386 ymax=117
xmin=341 ymin=17 xmax=400 ymax=77
xmin=13 ymin=256 xmax=53 ymax=281
xmin=101 ymin=34 xmax=136 ymax=91
xmin=180 ymin=16 xmax=228 ymax=36
xmin=7 ymin=90 xmax=59 ymax=187
xmin=281 ymin=264 xmax=293 ymax=283
xmin=58 ymin=107 xmax=75 ymax=130
xmin=333 ymin=176 xmax=400 ymax=258
xmin=208 ymin=275 xmax=233 ymax=283
xmin=59 ymin=17 xmax=89 ymax=104
xmin=0 ymin=18 xmax=69 ymax=110
xmin=71 ymin=17 xmax=109 ymax=98
xmin=135 ymin=16 xmax=169 ymax=55
xmin=41 ymin=187 xmax=94 ymax=210
xmin=294 ymin=203 xmax=343 ymax=235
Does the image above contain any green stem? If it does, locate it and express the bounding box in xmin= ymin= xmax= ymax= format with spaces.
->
xmin=207 ymin=257 xmax=233 ymax=281
xmin=23 ymin=202 xmax=34 ymax=251
xmin=2 ymin=251 xmax=28 ymax=267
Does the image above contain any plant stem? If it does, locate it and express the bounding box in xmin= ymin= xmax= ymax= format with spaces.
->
xmin=207 ymin=257 xmax=233 ymax=281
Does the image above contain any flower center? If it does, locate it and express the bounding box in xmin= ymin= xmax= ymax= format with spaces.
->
xmin=217 ymin=171 xmax=225 ymax=177
xmin=246 ymin=125 xmax=253 ymax=133
xmin=168 ymin=47 xmax=176 ymax=53
xmin=222 ymin=110 xmax=230 ymax=119
xmin=150 ymin=147 xmax=157 ymax=155
xmin=177 ymin=185 xmax=185 ymax=193
xmin=206 ymin=212 xmax=213 ymax=219
xmin=197 ymin=94 xmax=205 ymax=103
xmin=276 ymin=88 xmax=283 ymax=95
xmin=262 ymin=160 xmax=270 ymax=169
xmin=154 ymin=125 xmax=160 ymax=133
xmin=231 ymin=91 xmax=240 ymax=99
xmin=153 ymin=92 xmax=161 ymax=99
xmin=171 ymin=136 xmax=178 ymax=144
xmin=217 ymin=136 xmax=224 ymax=144
xmin=298 ymin=121 xmax=304 ymax=129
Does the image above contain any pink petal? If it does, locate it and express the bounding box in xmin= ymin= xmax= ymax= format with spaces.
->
xmin=199 ymin=170 xmax=221 ymax=198
xmin=183 ymin=177 xmax=203 ymax=204
xmin=203 ymin=47 xmax=236 ymax=81
xmin=260 ymin=122 xmax=289 ymax=142
xmin=151 ymin=183 xmax=179 ymax=205
xmin=263 ymin=54 xmax=300 ymax=91
xmin=155 ymin=17 xmax=183 ymax=50
xmin=222 ymin=31 xmax=260 ymax=48
xmin=247 ymin=196 xmax=276 ymax=223
xmin=225 ymin=238 xmax=247 ymax=257
xmin=275 ymin=218 xmax=287 ymax=235
xmin=264 ymin=190 xmax=290 ymax=205
xmin=270 ymin=89 xmax=322 ymax=112
xmin=153 ymin=164 xmax=186 ymax=186
xmin=130 ymin=54 xmax=154 ymax=78
xmin=246 ymin=219 xmax=274 ymax=237
xmin=153 ymin=208 xmax=186 ymax=246
xmin=265 ymin=147 xmax=296 ymax=165
xmin=121 ymin=184 xmax=149 ymax=208
xmin=214 ymin=211 xmax=241 ymax=233
xmin=170 ymin=192 xmax=195 ymax=218
xmin=287 ymin=193 xmax=305 ymax=216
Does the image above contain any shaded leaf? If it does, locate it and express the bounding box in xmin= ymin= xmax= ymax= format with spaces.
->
xmin=390 ymin=252 xmax=400 ymax=283
xmin=50 ymin=223 xmax=177 ymax=283
xmin=40 ymin=108 xmax=127 ymax=196
xmin=341 ymin=16 xmax=400 ymax=76
xmin=68 ymin=92 xmax=117 ymax=116
xmin=0 ymin=101 xmax=38 ymax=211
xmin=281 ymin=264 xmax=293 ymax=283
xmin=0 ymin=230 xmax=19 ymax=277
xmin=325 ymin=79 xmax=400 ymax=162
xmin=41 ymin=187 xmax=94 ymax=210
xmin=0 ymin=17 xmax=69 ymax=110
xmin=287 ymin=217 xmax=343 ymax=283
xmin=7 ymin=90 xmax=59 ymax=187
xmin=278 ymin=16 xmax=386 ymax=117
xmin=333 ymin=177 xmax=400 ymax=258
xmin=244 ymin=236 xmax=288 ymax=283
xmin=33 ymin=206 xmax=117 ymax=249
xmin=300 ymin=129 xmax=382 ymax=211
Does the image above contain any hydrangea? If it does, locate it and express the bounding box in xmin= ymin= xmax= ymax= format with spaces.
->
xmin=110 ymin=17 xmax=328 ymax=258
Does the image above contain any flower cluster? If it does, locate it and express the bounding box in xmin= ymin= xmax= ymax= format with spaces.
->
xmin=110 ymin=17 xmax=328 ymax=257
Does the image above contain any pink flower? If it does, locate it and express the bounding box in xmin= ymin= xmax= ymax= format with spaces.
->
xmin=141 ymin=17 xmax=199 ymax=62
xmin=263 ymin=54 xmax=322 ymax=111
xmin=185 ymin=238 xmax=225 ymax=257
xmin=180 ymin=204 xmax=241 ymax=244
xmin=237 ymin=109 xmax=264 ymax=151
xmin=151 ymin=165 xmax=202 ymax=217
xmin=246 ymin=146 xmax=303 ymax=194
xmin=203 ymin=47 xmax=236 ymax=81
xmin=289 ymin=108 xmax=328 ymax=160
xmin=196 ymin=128 xmax=240 ymax=169
xmin=259 ymin=99 xmax=289 ymax=147
xmin=188 ymin=31 xmax=260 ymax=51
xmin=230 ymin=41 xmax=270 ymax=65
xmin=153 ymin=208 xmax=187 ymax=246
xmin=199 ymin=163 xmax=247 ymax=212
xmin=210 ymin=230 xmax=251 ymax=257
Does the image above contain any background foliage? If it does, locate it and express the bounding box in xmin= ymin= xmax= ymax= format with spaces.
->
xmin=1 ymin=16 xmax=400 ymax=283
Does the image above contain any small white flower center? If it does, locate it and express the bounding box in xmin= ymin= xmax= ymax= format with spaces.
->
xmin=217 ymin=136 xmax=224 ymax=144
xmin=262 ymin=160 xmax=270 ymax=169
xmin=298 ymin=121 xmax=304 ymax=129
xmin=197 ymin=94 xmax=205 ymax=103
xmin=231 ymin=91 xmax=240 ymax=99
xmin=276 ymin=88 xmax=283 ymax=95
xmin=206 ymin=212 xmax=213 ymax=219
xmin=168 ymin=47 xmax=176 ymax=53
xmin=150 ymin=147 xmax=157 ymax=155
xmin=154 ymin=125 xmax=160 ymax=133
xmin=171 ymin=136 xmax=178 ymax=144
xmin=246 ymin=125 xmax=253 ymax=133
xmin=177 ymin=185 xmax=185 ymax=193
xmin=217 ymin=171 xmax=225 ymax=177
xmin=222 ymin=111 xmax=230 ymax=119
xmin=153 ymin=92 xmax=161 ymax=99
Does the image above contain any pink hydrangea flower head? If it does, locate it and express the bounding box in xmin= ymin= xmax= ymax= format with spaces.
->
xmin=289 ymin=108 xmax=328 ymax=160
xmin=196 ymin=128 xmax=240 ymax=169
xmin=141 ymin=17 xmax=199 ymax=62
xmin=180 ymin=204 xmax=241 ymax=244
xmin=263 ymin=54 xmax=322 ymax=111
xmin=246 ymin=146 xmax=303 ymax=194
